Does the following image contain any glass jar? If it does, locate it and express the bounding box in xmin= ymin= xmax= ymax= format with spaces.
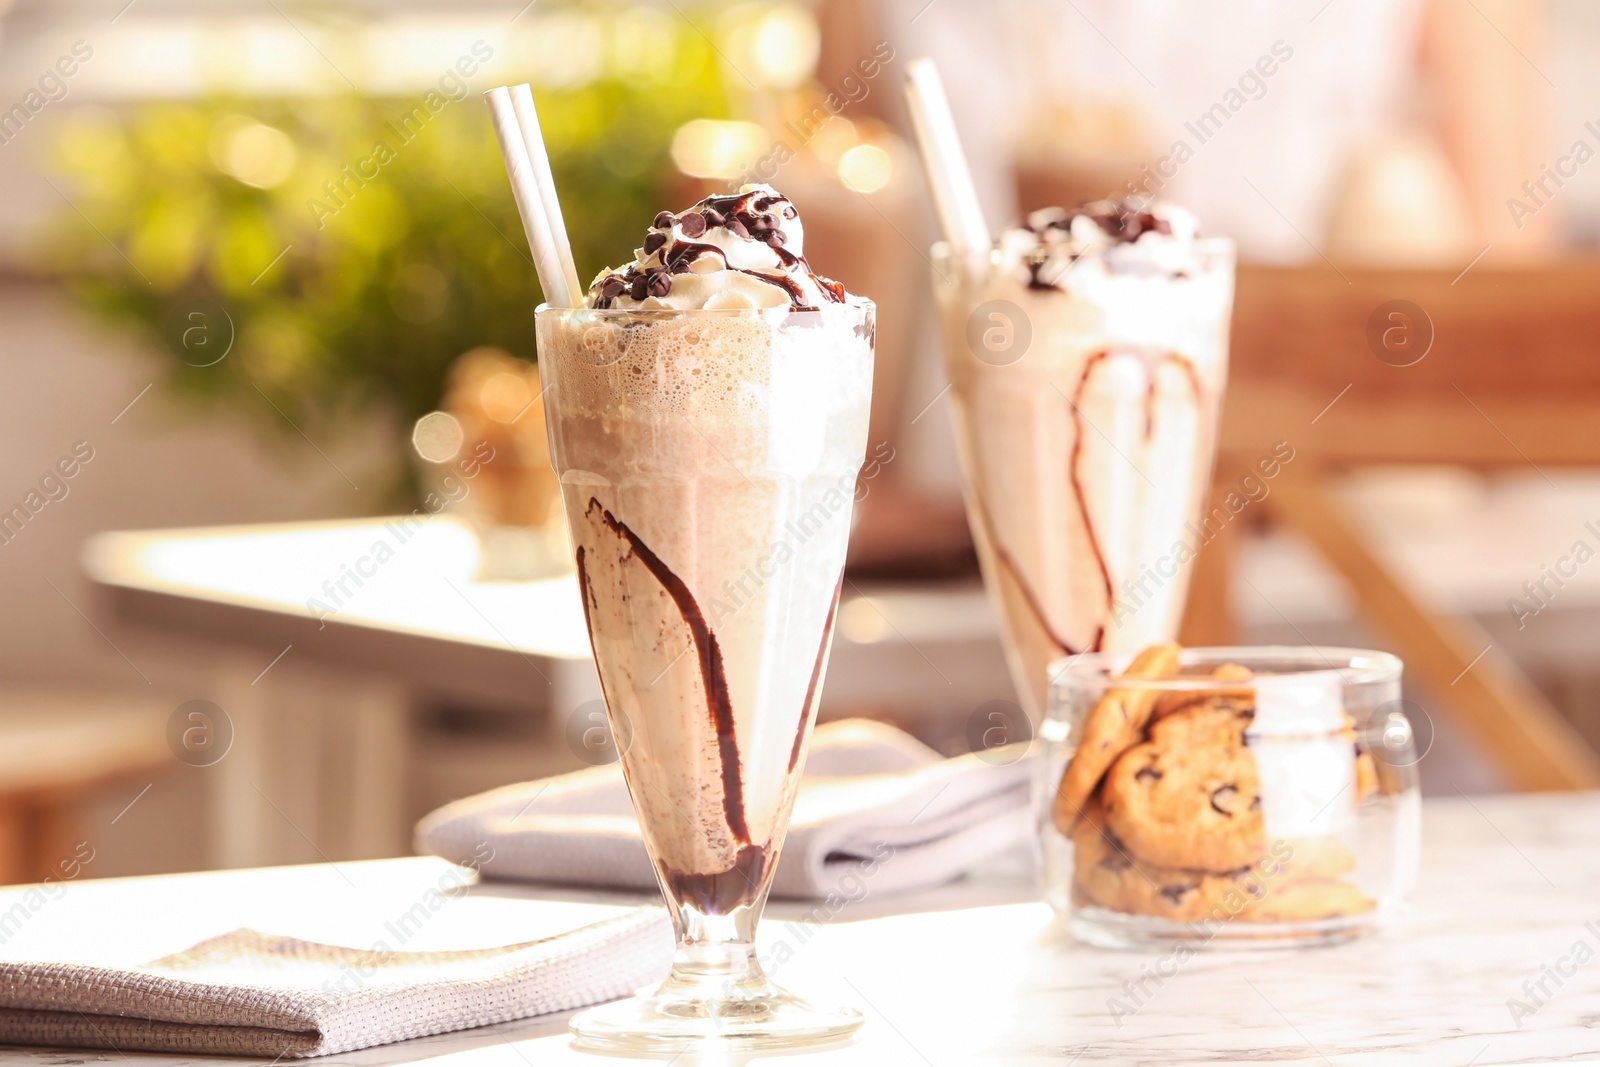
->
xmin=1038 ymin=647 xmax=1421 ymax=948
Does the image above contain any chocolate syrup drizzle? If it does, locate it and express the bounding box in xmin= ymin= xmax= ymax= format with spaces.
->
xmin=1023 ymin=199 xmax=1176 ymax=291
xmin=589 ymin=188 xmax=848 ymax=311
xmin=1066 ymin=200 xmax=1172 ymax=242
xmin=986 ymin=347 xmax=1203 ymax=658
xmin=573 ymin=500 xmax=845 ymax=915
xmin=579 ymin=498 xmax=750 ymax=845
xmin=666 ymin=846 xmax=771 ymax=916
xmin=789 ymin=572 xmax=844 ymax=774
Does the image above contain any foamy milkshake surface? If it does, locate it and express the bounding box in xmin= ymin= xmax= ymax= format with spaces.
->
xmin=586 ymin=183 xmax=857 ymax=311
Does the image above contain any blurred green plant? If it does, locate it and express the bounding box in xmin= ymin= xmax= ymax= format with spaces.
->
xmin=33 ymin=11 xmax=730 ymax=500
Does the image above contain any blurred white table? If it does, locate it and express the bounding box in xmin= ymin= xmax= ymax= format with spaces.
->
xmin=2 ymin=793 xmax=1596 ymax=1066
xmin=83 ymin=517 xmax=605 ymax=870
xmin=81 ymin=518 xmax=1010 ymax=871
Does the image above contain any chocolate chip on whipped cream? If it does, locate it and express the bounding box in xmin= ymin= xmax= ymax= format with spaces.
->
xmin=586 ymin=183 xmax=852 ymax=311
xmin=996 ymin=199 xmax=1203 ymax=291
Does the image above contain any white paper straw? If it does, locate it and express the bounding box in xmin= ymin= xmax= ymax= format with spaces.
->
xmin=483 ymin=86 xmax=575 ymax=308
xmin=509 ymin=83 xmax=582 ymax=305
xmin=903 ymin=58 xmax=991 ymax=256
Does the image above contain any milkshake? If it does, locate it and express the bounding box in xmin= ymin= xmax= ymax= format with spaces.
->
xmin=934 ymin=200 xmax=1234 ymax=720
xmin=537 ymin=184 xmax=873 ymax=1050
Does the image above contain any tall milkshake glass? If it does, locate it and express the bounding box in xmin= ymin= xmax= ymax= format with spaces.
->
xmin=537 ymin=299 xmax=874 ymax=1051
xmin=933 ymin=204 xmax=1234 ymax=721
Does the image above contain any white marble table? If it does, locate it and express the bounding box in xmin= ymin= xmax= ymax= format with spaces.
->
xmin=1 ymin=792 xmax=1595 ymax=1065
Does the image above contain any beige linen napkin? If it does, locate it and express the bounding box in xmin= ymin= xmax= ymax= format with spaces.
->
xmin=0 ymin=908 xmax=670 ymax=1058
xmin=417 ymin=719 xmax=1034 ymax=900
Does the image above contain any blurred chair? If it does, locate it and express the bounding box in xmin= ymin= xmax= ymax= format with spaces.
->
xmin=0 ymin=690 xmax=170 ymax=883
xmin=1183 ymin=261 xmax=1600 ymax=791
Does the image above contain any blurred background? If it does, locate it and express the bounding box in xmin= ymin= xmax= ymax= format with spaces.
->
xmin=2 ymin=0 xmax=1599 ymax=881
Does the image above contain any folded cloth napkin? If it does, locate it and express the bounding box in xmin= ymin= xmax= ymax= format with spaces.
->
xmin=0 ymin=908 xmax=670 ymax=1059
xmin=417 ymin=719 xmax=1034 ymax=900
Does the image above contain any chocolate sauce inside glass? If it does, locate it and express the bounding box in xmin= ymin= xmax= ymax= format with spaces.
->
xmin=982 ymin=346 xmax=1202 ymax=659
xmin=577 ymin=498 xmax=750 ymax=845
xmin=574 ymin=498 xmax=838 ymax=916
xmin=661 ymin=844 xmax=771 ymax=915
xmin=788 ymin=575 xmax=843 ymax=774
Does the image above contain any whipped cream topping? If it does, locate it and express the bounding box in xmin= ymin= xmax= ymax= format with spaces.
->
xmin=995 ymin=199 xmax=1203 ymax=291
xmin=586 ymin=184 xmax=851 ymax=312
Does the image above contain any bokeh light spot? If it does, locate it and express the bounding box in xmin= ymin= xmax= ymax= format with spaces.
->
xmin=209 ymin=115 xmax=297 ymax=189
xmin=838 ymin=143 xmax=892 ymax=193
xmin=670 ymin=119 xmax=768 ymax=179
xmin=413 ymin=411 xmax=465 ymax=463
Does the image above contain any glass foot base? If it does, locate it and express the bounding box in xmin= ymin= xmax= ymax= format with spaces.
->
xmin=1068 ymin=904 xmax=1384 ymax=950
xmin=570 ymin=981 xmax=863 ymax=1054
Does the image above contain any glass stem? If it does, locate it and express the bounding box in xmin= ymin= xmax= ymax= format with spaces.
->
xmin=665 ymin=905 xmax=770 ymax=1001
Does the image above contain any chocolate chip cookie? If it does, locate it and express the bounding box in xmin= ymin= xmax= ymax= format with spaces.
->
xmin=1101 ymin=709 xmax=1265 ymax=871
xmin=1072 ymin=800 xmax=1366 ymax=922
xmin=1150 ymin=662 xmax=1256 ymax=722
xmin=1268 ymin=836 xmax=1358 ymax=881
xmin=1052 ymin=642 xmax=1180 ymax=833
xmin=1356 ymin=749 xmax=1379 ymax=799
xmin=1071 ymin=799 xmax=1265 ymax=921
xmin=1238 ymin=880 xmax=1374 ymax=922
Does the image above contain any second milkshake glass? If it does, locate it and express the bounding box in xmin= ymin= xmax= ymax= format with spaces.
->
xmin=932 ymin=241 xmax=1235 ymax=721
xmin=536 ymin=302 xmax=875 ymax=1051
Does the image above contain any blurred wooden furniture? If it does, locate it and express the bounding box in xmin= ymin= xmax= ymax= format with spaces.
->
xmin=1184 ymin=261 xmax=1600 ymax=791
xmin=0 ymin=691 xmax=170 ymax=884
